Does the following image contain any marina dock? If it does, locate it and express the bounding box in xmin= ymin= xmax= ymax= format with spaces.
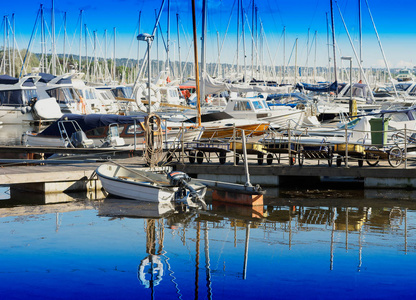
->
xmin=1 ymin=154 xmax=416 ymax=194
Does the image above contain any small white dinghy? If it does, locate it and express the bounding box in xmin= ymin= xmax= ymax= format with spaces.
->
xmin=96 ymin=164 xmax=207 ymax=206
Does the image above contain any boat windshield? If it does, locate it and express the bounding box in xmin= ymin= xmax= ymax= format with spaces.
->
xmin=82 ymin=88 xmax=97 ymax=100
xmin=47 ymin=87 xmax=80 ymax=104
xmin=0 ymin=90 xmax=26 ymax=106
xmin=233 ymin=100 xmax=252 ymax=111
xmin=252 ymin=100 xmax=265 ymax=110
xmin=395 ymin=83 xmax=412 ymax=92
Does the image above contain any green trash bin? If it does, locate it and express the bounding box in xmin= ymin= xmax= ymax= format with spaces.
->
xmin=369 ymin=118 xmax=389 ymax=146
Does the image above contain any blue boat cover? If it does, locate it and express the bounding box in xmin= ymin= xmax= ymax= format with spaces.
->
xmin=38 ymin=114 xmax=145 ymax=137
xmin=0 ymin=75 xmax=19 ymax=85
xmin=296 ymin=81 xmax=338 ymax=93
xmin=37 ymin=73 xmax=72 ymax=84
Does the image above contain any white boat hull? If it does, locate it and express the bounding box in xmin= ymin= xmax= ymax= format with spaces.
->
xmin=96 ymin=164 xmax=206 ymax=203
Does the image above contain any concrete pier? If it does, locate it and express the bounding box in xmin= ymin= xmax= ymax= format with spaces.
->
xmin=174 ymin=163 xmax=416 ymax=189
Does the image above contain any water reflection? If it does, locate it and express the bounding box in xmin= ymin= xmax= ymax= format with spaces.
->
xmin=1 ymin=192 xmax=415 ymax=298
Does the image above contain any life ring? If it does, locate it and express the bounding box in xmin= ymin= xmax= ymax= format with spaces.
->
xmin=138 ymin=255 xmax=164 ymax=288
xmin=134 ymin=83 xmax=161 ymax=113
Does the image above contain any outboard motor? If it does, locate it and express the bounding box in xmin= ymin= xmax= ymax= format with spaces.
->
xmin=167 ymin=171 xmax=204 ymax=208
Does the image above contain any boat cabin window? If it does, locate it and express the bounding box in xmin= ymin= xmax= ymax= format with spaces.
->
xmin=47 ymin=87 xmax=80 ymax=104
xmin=169 ymin=89 xmax=179 ymax=98
xmin=395 ymin=83 xmax=412 ymax=92
xmin=233 ymin=100 xmax=251 ymax=111
xmin=125 ymin=124 xmax=144 ymax=135
xmin=0 ymin=90 xmax=26 ymax=106
xmin=85 ymin=127 xmax=107 ymax=137
xmin=24 ymin=89 xmax=38 ymax=102
xmin=82 ymin=89 xmax=97 ymax=100
xmin=253 ymin=101 xmax=264 ymax=109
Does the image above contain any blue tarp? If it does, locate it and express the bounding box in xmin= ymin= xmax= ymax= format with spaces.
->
xmin=37 ymin=73 xmax=72 ymax=84
xmin=38 ymin=114 xmax=145 ymax=137
xmin=296 ymin=81 xmax=338 ymax=93
xmin=0 ymin=75 xmax=19 ymax=85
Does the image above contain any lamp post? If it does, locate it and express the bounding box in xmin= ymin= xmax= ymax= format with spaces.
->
xmin=341 ymin=56 xmax=353 ymax=116
xmin=137 ymin=33 xmax=154 ymax=115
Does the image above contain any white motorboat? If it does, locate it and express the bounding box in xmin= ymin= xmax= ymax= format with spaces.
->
xmin=96 ymin=164 xmax=207 ymax=205
xmin=0 ymin=74 xmax=62 ymax=124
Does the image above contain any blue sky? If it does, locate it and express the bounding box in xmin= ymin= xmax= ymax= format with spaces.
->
xmin=1 ymin=0 xmax=415 ymax=69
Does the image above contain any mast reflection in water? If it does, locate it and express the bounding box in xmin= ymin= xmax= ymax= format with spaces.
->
xmin=0 ymin=193 xmax=415 ymax=299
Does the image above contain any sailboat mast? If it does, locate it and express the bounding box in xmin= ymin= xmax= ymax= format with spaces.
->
xmin=251 ymin=0 xmax=254 ymax=78
xmin=191 ymin=0 xmax=201 ymax=127
xmin=113 ymin=27 xmax=116 ymax=82
xmin=85 ymin=23 xmax=88 ymax=80
xmin=358 ymin=0 xmax=362 ymax=81
xmin=166 ymin=0 xmax=170 ymax=74
xmin=242 ymin=7 xmax=246 ymax=82
xmin=201 ymin=0 xmax=207 ymax=100
xmin=51 ymin=0 xmax=56 ymax=75
xmin=63 ymin=12 xmax=67 ymax=73
xmin=79 ymin=10 xmax=83 ymax=72
xmin=12 ymin=14 xmax=15 ymax=77
xmin=294 ymin=38 xmax=298 ymax=86
xmin=137 ymin=11 xmax=141 ymax=78
xmin=283 ymin=26 xmax=286 ymax=83
xmin=326 ymin=12 xmax=331 ymax=81
xmin=236 ymin=0 xmax=240 ymax=75
xmin=330 ymin=0 xmax=338 ymax=87
xmin=177 ymin=13 xmax=181 ymax=81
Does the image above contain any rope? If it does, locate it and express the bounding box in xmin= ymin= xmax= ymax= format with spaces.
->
xmin=144 ymin=113 xmax=164 ymax=167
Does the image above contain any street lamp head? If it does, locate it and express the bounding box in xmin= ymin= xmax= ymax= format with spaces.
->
xmin=341 ymin=56 xmax=352 ymax=61
xmin=137 ymin=33 xmax=154 ymax=42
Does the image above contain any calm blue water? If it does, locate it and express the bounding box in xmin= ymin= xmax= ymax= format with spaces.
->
xmin=1 ymin=190 xmax=416 ymax=299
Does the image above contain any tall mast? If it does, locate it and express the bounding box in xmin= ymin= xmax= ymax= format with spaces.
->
xmin=191 ymin=0 xmax=201 ymax=127
xmin=294 ymin=38 xmax=298 ymax=86
xmin=251 ymin=0 xmax=255 ymax=78
xmin=94 ymin=30 xmax=97 ymax=80
xmin=85 ymin=23 xmax=88 ymax=79
xmin=283 ymin=26 xmax=286 ymax=83
xmin=113 ymin=27 xmax=116 ymax=82
xmin=104 ymin=29 xmax=108 ymax=81
xmin=358 ymin=0 xmax=362 ymax=81
xmin=6 ymin=16 xmax=11 ymax=76
xmin=330 ymin=0 xmax=338 ymax=87
xmin=79 ymin=10 xmax=83 ymax=72
xmin=236 ymin=0 xmax=240 ymax=74
xmin=51 ymin=0 xmax=56 ymax=75
xmin=12 ymin=14 xmax=15 ymax=77
xmin=2 ymin=16 xmax=5 ymax=74
xmin=242 ymin=7 xmax=246 ymax=82
xmin=201 ymin=0 xmax=207 ymax=100
xmin=314 ymin=30 xmax=317 ymax=82
xmin=306 ymin=28 xmax=310 ymax=82
xmin=166 ymin=0 xmax=170 ymax=74
xmin=326 ymin=12 xmax=331 ymax=81
xmin=155 ymin=9 xmax=159 ymax=75
xmin=177 ymin=13 xmax=181 ymax=81
xmin=255 ymin=5 xmax=258 ymax=77
xmin=137 ymin=11 xmax=141 ymax=78
xmin=63 ymin=12 xmax=67 ymax=73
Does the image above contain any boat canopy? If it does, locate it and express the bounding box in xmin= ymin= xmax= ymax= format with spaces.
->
xmin=0 ymin=75 xmax=36 ymax=87
xmin=37 ymin=73 xmax=72 ymax=84
xmin=296 ymin=81 xmax=338 ymax=93
xmin=38 ymin=114 xmax=145 ymax=137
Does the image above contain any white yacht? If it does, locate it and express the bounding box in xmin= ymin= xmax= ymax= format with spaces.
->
xmin=36 ymin=72 xmax=88 ymax=115
xmin=0 ymin=74 xmax=62 ymax=124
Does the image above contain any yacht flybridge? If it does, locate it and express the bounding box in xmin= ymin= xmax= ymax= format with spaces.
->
xmin=0 ymin=74 xmax=62 ymax=124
